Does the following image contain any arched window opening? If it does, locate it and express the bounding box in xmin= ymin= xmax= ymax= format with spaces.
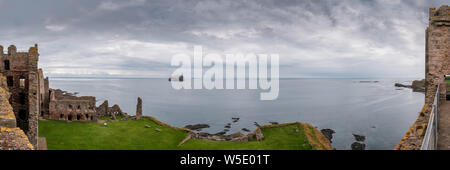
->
xmin=19 ymin=77 xmax=25 ymax=88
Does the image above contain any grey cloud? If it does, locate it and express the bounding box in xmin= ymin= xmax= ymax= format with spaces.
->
xmin=0 ymin=0 xmax=448 ymax=78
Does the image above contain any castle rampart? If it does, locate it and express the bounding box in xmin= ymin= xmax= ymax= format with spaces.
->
xmin=396 ymin=5 xmax=450 ymax=150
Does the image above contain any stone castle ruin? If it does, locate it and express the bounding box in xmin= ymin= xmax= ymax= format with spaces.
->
xmin=47 ymin=89 xmax=97 ymax=121
xmin=0 ymin=44 xmax=41 ymax=147
xmin=425 ymin=5 xmax=450 ymax=103
xmin=396 ymin=5 xmax=450 ymax=150
xmin=0 ymin=44 xmax=137 ymax=150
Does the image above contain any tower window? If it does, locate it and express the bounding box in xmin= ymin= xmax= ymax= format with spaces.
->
xmin=4 ymin=60 xmax=10 ymax=70
xmin=6 ymin=76 xmax=13 ymax=86
xmin=19 ymin=77 xmax=25 ymax=88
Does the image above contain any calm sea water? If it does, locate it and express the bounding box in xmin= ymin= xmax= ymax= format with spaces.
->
xmin=49 ymin=78 xmax=424 ymax=150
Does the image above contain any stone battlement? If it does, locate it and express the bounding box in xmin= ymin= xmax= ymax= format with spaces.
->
xmin=0 ymin=44 xmax=39 ymax=56
xmin=430 ymin=6 xmax=450 ymax=26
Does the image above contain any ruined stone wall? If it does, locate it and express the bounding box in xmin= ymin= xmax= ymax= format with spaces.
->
xmin=425 ymin=6 xmax=450 ymax=103
xmin=0 ymin=44 xmax=39 ymax=147
xmin=0 ymin=74 xmax=33 ymax=150
xmin=136 ymin=97 xmax=142 ymax=119
xmin=40 ymin=76 xmax=50 ymax=118
xmin=397 ymin=5 xmax=450 ymax=150
xmin=48 ymin=89 xmax=97 ymax=121
xmin=96 ymin=100 xmax=128 ymax=119
xmin=38 ymin=69 xmax=46 ymax=118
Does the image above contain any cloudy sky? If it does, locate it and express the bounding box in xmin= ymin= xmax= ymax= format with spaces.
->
xmin=0 ymin=0 xmax=448 ymax=78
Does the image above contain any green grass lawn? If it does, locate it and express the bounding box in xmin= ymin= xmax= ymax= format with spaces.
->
xmin=39 ymin=118 xmax=317 ymax=150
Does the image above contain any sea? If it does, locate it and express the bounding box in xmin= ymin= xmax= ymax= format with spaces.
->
xmin=49 ymin=78 xmax=424 ymax=150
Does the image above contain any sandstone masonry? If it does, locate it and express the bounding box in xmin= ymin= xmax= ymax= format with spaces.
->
xmin=136 ymin=97 xmax=142 ymax=120
xmin=0 ymin=44 xmax=41 ymax=147
xmin=48 ymin=89 xmax=97 ymax=121
xmin=396 ymin=5 xmax=450 ymax=150
xmin=425 ymin=5 xmax=450 ymax=103
xmin=0 ymin=74 xmax=33 ymax=150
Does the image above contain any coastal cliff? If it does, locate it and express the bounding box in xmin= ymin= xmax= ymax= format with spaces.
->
xmin=395 ymin=104 xmax=430 ymax=150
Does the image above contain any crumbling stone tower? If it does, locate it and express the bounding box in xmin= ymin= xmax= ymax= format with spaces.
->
xmin=136 ymin=97 xmax=142 ymax=119
xmin=0 ymin=44 xmax=41 ymax=147
xmin=425 ymin=5 xmax=450 ymax=104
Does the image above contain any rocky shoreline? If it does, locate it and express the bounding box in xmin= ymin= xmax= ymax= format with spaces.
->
xmin=395 ymin=79 xmax=425 ymax=92
xmin=184 ymin=119 xmax=372 ymax=150
xmin=320 ymin=129 xmax=335 ymax=143
xmin=351 ymin=134 xmax=366 ymax=150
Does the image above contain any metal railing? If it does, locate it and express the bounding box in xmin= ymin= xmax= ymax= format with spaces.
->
xmin=421 ymin=85 xmax=440 ymax=150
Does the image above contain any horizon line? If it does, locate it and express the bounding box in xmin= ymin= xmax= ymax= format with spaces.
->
xmin=48 ymin=76 xmax=424 ymax=79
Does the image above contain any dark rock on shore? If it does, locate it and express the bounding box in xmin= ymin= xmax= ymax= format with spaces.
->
xmin=254 ymin=122 xmax=261 ymax=127
xmin=232 ymin=117 xmax=240 ymax=123
xmin=242 ymin=128 xmax=250 ymax=132
xmin=214 ymin=131 xmax=227 ymax=136
xmin=351 ymin=142 xmax=366 ymax=150
xmin=395 ymin=83 xmax=412 ymax=88
xmin=411 ymin=80 xmax=425 ymax=92
xmin=320 ymin=129 xmax=335 ymax=143
xmin=353 ymin=134 xmax=366 ymax=142
xmin=184 ymin=124 xmax=210 ymax=131
xmin=199 ymin=132 xmax=209 ymax=137
xmin=269 ymin=121 xmax=279 ymax=125
xmin=395 ymin=80 xmax=425 ymax=92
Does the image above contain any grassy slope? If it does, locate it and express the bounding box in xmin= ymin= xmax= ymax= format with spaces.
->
xmin=180 ymin=123 xmax=311 ymax=150
xmin=39 ymin=119 xmax=187 ymax=150
xmin=39 ymin=118 xmax=316 ymax=150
